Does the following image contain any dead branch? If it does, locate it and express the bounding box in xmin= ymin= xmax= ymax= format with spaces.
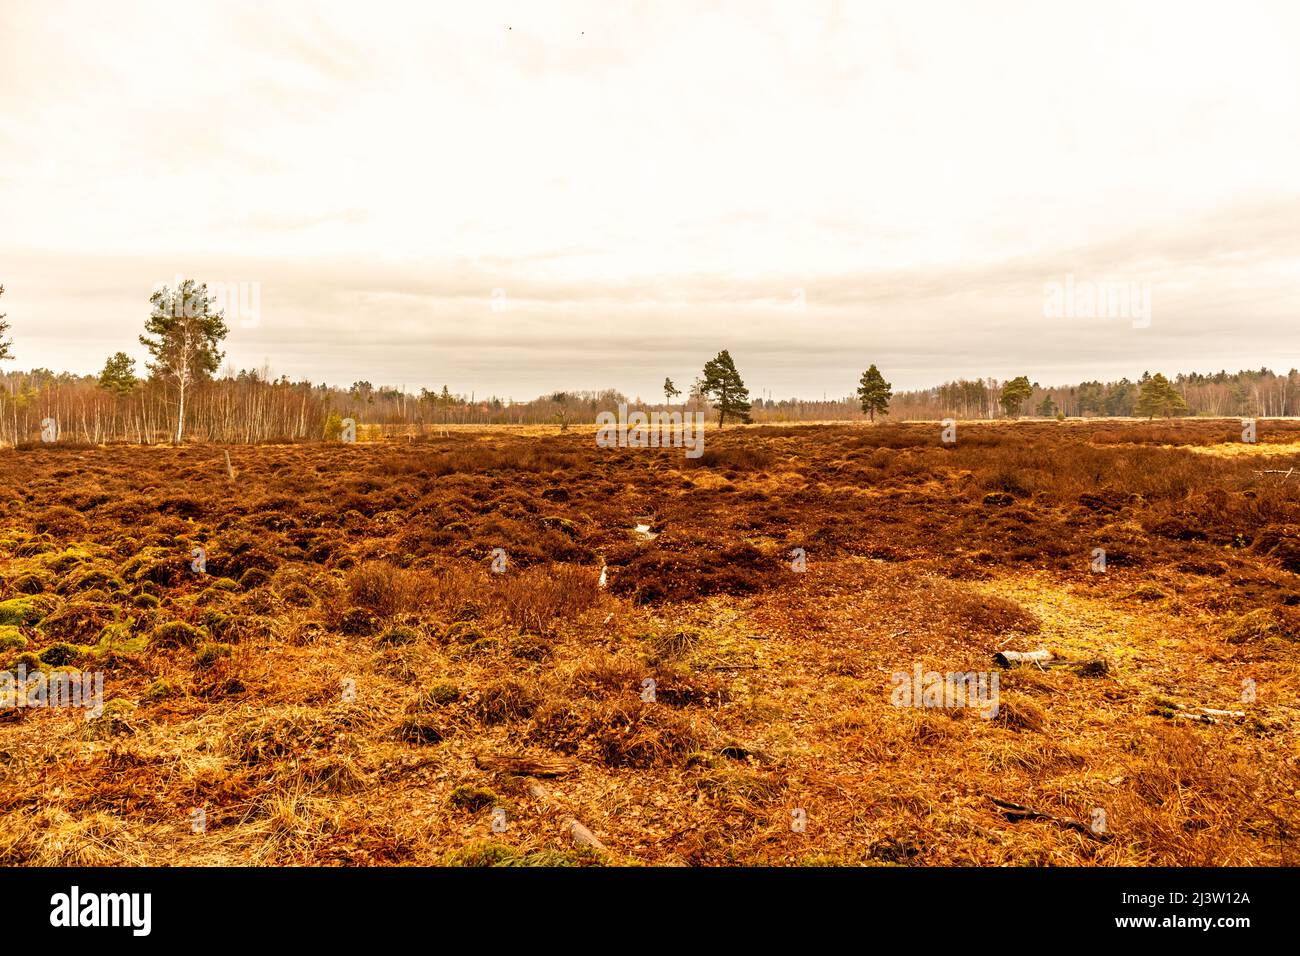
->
xmin=473 ymin=753 xmax=580 ymax=777
xmin=988 ymin=796 xmax=1111 ymax=842
xmin=526 ymin=781 xmax=608 ymax=852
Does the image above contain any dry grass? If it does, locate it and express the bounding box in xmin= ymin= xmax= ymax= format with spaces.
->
xmin=0 ymin=419 xmax=1297 ymax=865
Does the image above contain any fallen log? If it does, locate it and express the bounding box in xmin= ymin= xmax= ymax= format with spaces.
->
xmin=527 ymin=781 xmax=608 ymax=852
xmin=1169 ymin=705 xmax=1246 ymax=724
xmin=993 ymin=650 xmax=1054 ymax=667
xmin=992 ymin=651 xmax=1111 ymax=677
xmin=473 ymin=753 xmax=580 ymax=777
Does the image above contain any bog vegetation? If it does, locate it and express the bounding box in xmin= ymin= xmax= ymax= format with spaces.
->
xmin=0 ymin=420 xmax=1296 ymax=865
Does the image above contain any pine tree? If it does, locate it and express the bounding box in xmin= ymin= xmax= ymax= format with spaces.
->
xmin=140 ymin=279 xmax=229 ymax=443
xmin=1134 ymin=373 xmax=1188 ymax=419
xmin=999 ymin=376 xmax=1033 ymax=418
xmin=856 ymin=364 xmax=892 ymax=421
xmin=700 ymin=350 xmax=752 ymax=427
xmin=663 ymin=377 xmax=681 ymax=407
xmin=98 ymin=352 xmax=138 ymax=396
xmin=0 ymin=284 xmax=11 ymax=362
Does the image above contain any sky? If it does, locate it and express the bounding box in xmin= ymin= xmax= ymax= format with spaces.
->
xmin=1 ymin=0 xmax=1298 ymax=401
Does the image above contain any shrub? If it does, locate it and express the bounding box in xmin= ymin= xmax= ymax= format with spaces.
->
xmin=473 ymin=679 xmax=540 ymax=725
xmin=346 ymin=561 xmax=426 ymax=618
xmin=338 ymin=607 xmax=379 ymax=636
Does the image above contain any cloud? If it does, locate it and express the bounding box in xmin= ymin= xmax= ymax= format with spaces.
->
xmin=1 ymin=0 xmax=1298 ymax=398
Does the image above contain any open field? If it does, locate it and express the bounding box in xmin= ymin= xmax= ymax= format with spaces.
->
xmin=1 ymin=419 xmax=1298 ymax=866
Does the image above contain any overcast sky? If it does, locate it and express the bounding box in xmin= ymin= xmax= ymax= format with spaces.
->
xmin=2 ymin=0 xmax=1298 ymax=400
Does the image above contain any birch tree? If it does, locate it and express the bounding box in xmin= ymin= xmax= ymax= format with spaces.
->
xmin=140 ymin=280 xmax=228 ymax=443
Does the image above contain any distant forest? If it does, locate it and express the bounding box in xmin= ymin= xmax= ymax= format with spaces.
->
xmin=0 ymin=365 xmax=1295 ymax=446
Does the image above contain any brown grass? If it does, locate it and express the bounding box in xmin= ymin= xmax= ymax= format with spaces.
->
xmin=0 ymin=418 xmax=1297 ymax=865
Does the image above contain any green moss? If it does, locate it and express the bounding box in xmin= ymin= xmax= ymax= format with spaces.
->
xmin=1225 ymin=609 xmax=1290 ymax=644
xmin=93 ymin=622 xmax=149 ymax=657
xmin=1127 ymin=584 xmax=1168 ymax=602
xmin=509 ymin=634 xmax=552 ymax=661
xmin=37 ymin=642 xmax=88 ymax=667
xmin=200 ymin=610 xmax=242 ymax=640
xmin=378 ymin=625 xmax=420 ymax=647
xmin=448 ymin=785 xmax=499 ymax=812
xmin=84 ymin=698 xmax=138 ymax=739
xmin=444 ymin=841 xmax=517 ymax=866
xmin=238 ymin=568 xmax=271 ymax=590
xmin=7 ymin=571 xmax=51 ymax=594
xmin=41 ymin=547 xmax=96 ymax=574
xmin=8 ymin=651 xmax=43 ymax=672
xmin=443 ymin=621 xmax=486 ymax=644
xmin=101 ymin=698 xmax=137 ymax=719
xmin=13 ymin=535 xmax=54 ymax=558
xmin=1149 ymin=695 xmax=1182 ymax=719
xmin=0 ymin=595 xmax=55 ymax=627
xmin=119 ymin=548 xmax=187 ymax=587
xmin=150 ymin=620 xmax=206 ymax=648
xmin=57 ymin=565 xmax=124 ymax=595
xmin=144 ymin=679 xmax=180 ymax=702
xmin=277 ymin=582 xmax=317 ymax=607
xmin=194 ymin=587 xmax=225 ymax=607
xmin=397 ymin=714 xmax=447 ymax=744
xmin=37 ymin=601 xmax=112 ymax=640
xmin=0 ymin=627 xmax=27 ymax=653
xmin=193 ymin=642 xmax=234 ymax=668
xmin=419 ymin=681 xmax=462 ymax=707
xmin=796 ymin=854 xmax=857 ymax=867
xmin=540 ymin=515 xmax=579 ymax=535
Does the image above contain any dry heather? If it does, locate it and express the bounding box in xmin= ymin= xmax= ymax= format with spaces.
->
xmin=0 ymin=419 xmax=1297 ymax=866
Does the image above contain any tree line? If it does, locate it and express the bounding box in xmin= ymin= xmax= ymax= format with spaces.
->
xmin=0 ymin=280 xmax=1293 ymax=445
